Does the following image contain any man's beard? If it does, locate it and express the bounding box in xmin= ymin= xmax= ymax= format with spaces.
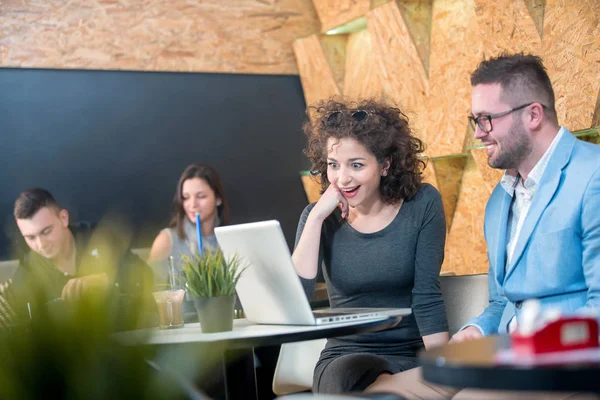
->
xmin=488 ymin=118 xmax=532 ymax=170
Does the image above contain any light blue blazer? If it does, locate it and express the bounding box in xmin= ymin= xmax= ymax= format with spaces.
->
xmin=468 ymin=129 xmax=600 ymax=335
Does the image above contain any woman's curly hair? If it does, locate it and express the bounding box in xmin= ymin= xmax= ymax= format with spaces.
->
xmin=303 ymin=98 xmax=426 ymax=202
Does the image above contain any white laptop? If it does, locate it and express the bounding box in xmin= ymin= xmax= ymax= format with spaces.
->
xmin=214 ymin=220 xmax=411 ymax=326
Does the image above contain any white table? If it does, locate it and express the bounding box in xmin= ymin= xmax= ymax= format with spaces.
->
xmin=114 ymin=315 xmax=405 ymax=400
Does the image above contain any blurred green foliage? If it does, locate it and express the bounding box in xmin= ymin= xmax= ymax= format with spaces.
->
xmin=0 ymin=291 xmax=195 ymax=399
xmin=0 ymin=216 xmax=216 ymax=399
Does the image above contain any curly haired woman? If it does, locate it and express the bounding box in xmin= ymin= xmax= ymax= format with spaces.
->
xmin=292 ymin=98 xmax=449 ymax=393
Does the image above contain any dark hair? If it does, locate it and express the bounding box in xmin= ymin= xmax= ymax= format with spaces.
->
xmin=14 ymin=188 xmax=60 ymax=219
xmin=470 ymin=52 xmax=557 ymax=122
xmin=303 ymin=98 xmax=425 ymax=202
xmin=169 ymin=164 xmax=230 ymax=240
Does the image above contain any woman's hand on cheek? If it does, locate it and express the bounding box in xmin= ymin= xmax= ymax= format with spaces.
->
xmin=311 ymin=179 xmax=349 ymax=221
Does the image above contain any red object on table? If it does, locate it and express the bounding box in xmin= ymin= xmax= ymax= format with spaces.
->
xmin=512 ymin=317 xmax=599 ymax=355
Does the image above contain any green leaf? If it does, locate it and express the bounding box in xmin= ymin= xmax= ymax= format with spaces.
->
xmin=179 ymin=250 xmax=246 ymax=297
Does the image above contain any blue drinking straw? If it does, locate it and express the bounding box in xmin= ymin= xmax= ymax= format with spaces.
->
xmin=195 ymin=212 xmax=203 ymax=255
xmin=168 ymin=255 xmax=177 ymax=289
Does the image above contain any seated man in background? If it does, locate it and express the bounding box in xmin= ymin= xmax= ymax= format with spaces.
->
xmin=366 ymin=53 xmax=600 ymax=399
xmin=11 ymin=188 xmax=154 ymax=327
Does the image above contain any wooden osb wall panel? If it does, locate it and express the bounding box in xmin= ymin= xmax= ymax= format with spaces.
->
xmin=432 ymin=157 xmax=466 ymax=231
xmin=393 ymin=0 xmax=433 ymax=74
xmin=426 ymin=0 xmax=482 ymax=157
xmin=542 ymin=0 xmax=600 ymax=130
xmin=593 ymin=89 xmax=600 ymax=129
xmin=343 ymin=30 xmax=384 ymax=101
xmin=319 ymin=35 xmax=349 ymax=95
xmin=372 ymin=0 xmax=392 ymax=8
xmin=422 ymin=162 xmax=438 ymax=189
xmin=311 ymin=0 xmax=371 ymax=32
xmin=442 ymin=156 xmax=489 ymax=275
xmin=470 ymin=148 xmax=504 ymax=194
xmin=0 ymin=0 xmax=319 ymax=74
xmin=578 ymin=128 xmax=599 ymax=145
xmin=301 ymin=175 xmax=323 ymax=204
xmin=463 ymin=124 xmax=479 ymax=152
xmin=524 ymin=0 xmax=545 ymax=38
xmin=293 ymin=35 xmax=341 ymax=108
xmin=473 ymin=0 xmax=542 ymax=55
xmin=367 ymin=1 xmax=429 ymax=142
xmin=292 ymin=0 xmax=600 ymax=276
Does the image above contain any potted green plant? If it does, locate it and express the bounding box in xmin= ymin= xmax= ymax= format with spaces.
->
xmin=180 ymin=250 xmax=245 ymax=333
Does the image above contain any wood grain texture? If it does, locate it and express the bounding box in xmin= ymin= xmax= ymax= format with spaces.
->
xmin=311 ymin=0 xmax=371 ymax=32
xmin=432 ymin=157 xmax=466 ymax=231
xmin=524 ymin=0 xmax=545 ymax=39
xmin=392 ymin=0 xmax=433 ymax=74
xmin=301 ymin=175 xmax=323 ymax=203
xmin=442 ymin=155 xmax=489 ymax=275
xmin=421 ymin=160 xmax=439 ymax=189
xmin=473 ymin=0 xmax=542 ymax=55
xmin=425 ymin=0 xmax=482 ymax=157
xmin=470 ymin=148 xmax=503 ymax=195
xmin=319 ymin=34 xmax=349 ymax=95
xmin=367 ymin=1 xmax=429 ymax=143
xmin=462 ymin=123 xmax=479 ymax=152
xmin=0 ymin=0 xmax=320 ymax=74
xmin=578 ymin=127 xmax=600 ymax=145
xmin=293 ymin=35 xmax=341 ymax=108
xmin=542 ymin=0 xmax=600 ymax=130
xmin=343 ymin=29 xmax=384 ymax=101
xmin=593 ymin=89 xmax=600 ymax=129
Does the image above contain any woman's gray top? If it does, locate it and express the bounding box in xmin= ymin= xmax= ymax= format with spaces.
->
xmin=154 ymin=219 xmax=219 ymax=284
xmin=296 ymin=183 xmax=449 ymax=358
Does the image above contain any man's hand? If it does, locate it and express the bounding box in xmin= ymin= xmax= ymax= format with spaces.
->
xmin=449 ymin=325 xmax=483 ymax=343
xmin=61 ymin=273 xmax=109 ymax=301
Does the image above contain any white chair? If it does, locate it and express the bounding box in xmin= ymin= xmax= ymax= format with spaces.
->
xmin=272 ymin=338 xmax=327 ymax=395
xmin=439 ymin=273 xmax=489 ymax=335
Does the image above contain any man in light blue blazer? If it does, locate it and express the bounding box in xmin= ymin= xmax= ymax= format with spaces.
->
xmin=453 ymin=54 xmax=600 ymax=341
xmin=367 ymin=53 xmax=600 ymax=399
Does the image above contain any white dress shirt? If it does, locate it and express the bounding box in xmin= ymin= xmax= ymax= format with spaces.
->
xmin=499 ymin=127 xmax=565 ymax=332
